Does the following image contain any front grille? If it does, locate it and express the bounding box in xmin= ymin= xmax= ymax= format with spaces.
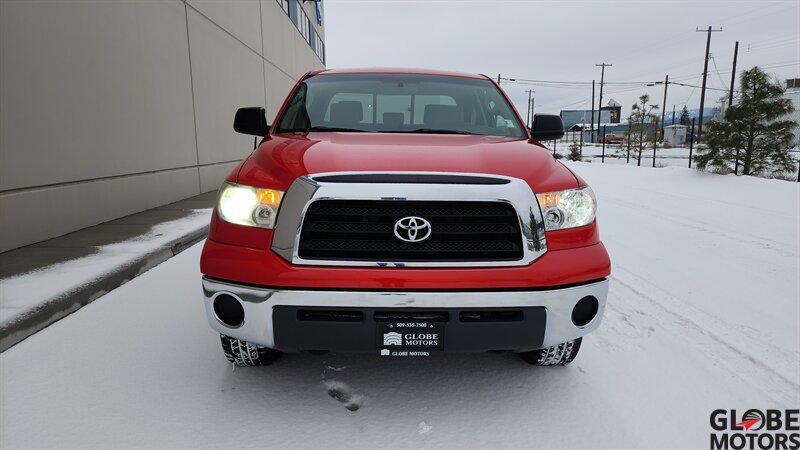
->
xmin=297 ymin=200 xmax=524 ymax=262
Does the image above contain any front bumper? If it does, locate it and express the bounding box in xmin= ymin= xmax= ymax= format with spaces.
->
xmin=202 ymin=277 xmax=608 ymax=352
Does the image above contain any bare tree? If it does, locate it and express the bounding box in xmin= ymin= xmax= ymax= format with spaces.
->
xmin=627 ymin=94 xmax=660 ymax=166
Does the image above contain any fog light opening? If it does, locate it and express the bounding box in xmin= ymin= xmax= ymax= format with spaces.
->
xmin=213 ymin=293 xmax=245 ymax=328
xmin=572 ymin=296 xmax=599 ymax=327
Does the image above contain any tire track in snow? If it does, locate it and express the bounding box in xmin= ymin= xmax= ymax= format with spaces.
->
xmin=603 ymin=196 xmax=798 ymax=258
xmin=608 ymin=273 xmax=799 ymax=405
xmin=610 ymin=262 xmax=798 ymax=372
xmin=617 ymin=184 xmax=797 ymax=220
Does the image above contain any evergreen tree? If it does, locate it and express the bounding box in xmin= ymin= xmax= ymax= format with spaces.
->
xmin=568 ymin=141 xmax=582 ymax=161
xmin=693 ymin=67 xmax=797 ymax=176
xmin=679 ymin=106 xmax=691 ymax=126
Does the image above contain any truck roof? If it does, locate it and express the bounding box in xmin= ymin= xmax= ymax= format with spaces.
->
xmin=310 ymin=67 xmax=488 ymax=80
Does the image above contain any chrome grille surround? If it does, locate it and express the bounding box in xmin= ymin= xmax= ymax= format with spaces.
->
xmin=271 ymin=171 xmax=548 ymax=267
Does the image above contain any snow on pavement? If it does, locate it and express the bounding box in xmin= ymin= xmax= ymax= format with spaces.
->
xmin=0 ymin=210 xmax=211 ymax=330
xmin=1 ymin=164 xmax=798 ymax=449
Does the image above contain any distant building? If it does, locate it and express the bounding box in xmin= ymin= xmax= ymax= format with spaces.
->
xmin=560 ymin=99 xmax=622 ymax=130
xmin=567 ymin=122 xmax=629 ymax=143
xmin=663 ymin=124 xmax=688 ymax=146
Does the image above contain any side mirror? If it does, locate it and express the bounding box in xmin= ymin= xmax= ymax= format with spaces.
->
xmin=530 ymin=114 xmax=564 ymax=141
xmin=234 ymin=107 xmax=269 ymax=136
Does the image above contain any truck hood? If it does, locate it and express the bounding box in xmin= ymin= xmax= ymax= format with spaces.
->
xmin=235 ymin=132 xmax=578 ymax=193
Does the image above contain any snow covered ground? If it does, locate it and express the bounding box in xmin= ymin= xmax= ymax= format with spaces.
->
xmin=558 ymin=144 xmax=800 ymax=176
xmin=1 ymin=164 xmax=798 ymax=449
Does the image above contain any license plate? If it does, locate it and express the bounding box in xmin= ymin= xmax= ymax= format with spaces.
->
xmin=376 ymin=321 xmax=444 ymax=357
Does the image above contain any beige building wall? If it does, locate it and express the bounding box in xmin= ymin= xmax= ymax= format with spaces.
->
xmin=0 ymin=0 xmax=325 ymax=252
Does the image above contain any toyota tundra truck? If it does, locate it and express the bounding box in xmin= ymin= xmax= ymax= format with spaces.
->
xmin=200 ymin=68 xmax=610 ymax=367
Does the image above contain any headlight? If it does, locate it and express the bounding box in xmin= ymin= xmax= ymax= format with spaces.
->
xmin=536 ymin=186 xmax=596 ymax=231
xmin=217 ymin=182 xmax=284 ymax=229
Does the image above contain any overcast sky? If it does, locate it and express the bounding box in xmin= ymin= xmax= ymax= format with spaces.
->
xmin=324 ymin=0 xmax=799 ymax=121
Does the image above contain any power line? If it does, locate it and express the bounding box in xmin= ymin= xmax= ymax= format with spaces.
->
xmin=501 ymin=77 xmax=650 ymax=85
xmin=710 ymin=54 xmax=729 ymax=91
xmin=683 ymin=75 xmax=703 ymax=107
xmin=746 ymin=33 xmax=799 ymax=48
xmin=669 ymin=60 xmax=800 ymax=80
xmin=748 ymin=37 xmax=799 ymax=51
xmin=500 ymin=57 xmax=799 ymax=89
xmin=506 ymin=57 xmax=792 ymax=115
xmin=504 ymin=76 xmax=735 ymax=92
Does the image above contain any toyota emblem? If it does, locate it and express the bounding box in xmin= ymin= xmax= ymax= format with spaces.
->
xmin=393 ymin=216 xmax=432 ymax=243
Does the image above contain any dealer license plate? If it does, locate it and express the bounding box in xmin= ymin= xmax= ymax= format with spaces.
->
xmin=376 ymin=321 xmax=444 ymax=357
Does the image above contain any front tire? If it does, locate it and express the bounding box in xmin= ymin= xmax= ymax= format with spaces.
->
xmin=220 ymin=334 xmax=282 ymax=366
xmin=518 ymin=338 xmax=582 ymax=366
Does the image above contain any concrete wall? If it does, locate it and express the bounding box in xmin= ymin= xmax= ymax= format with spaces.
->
xmin=0 ymin=0 xmax=325 ymax=252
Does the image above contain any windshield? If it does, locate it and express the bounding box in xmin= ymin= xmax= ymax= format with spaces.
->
xmin=274 ymin=73 xmax=526 ymax=137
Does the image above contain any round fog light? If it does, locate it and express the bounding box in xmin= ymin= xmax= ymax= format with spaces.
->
xmin=572 ymin=296 xmax=599 ymax=327
xmin=213 ymin=293 xmax=245 ymax=328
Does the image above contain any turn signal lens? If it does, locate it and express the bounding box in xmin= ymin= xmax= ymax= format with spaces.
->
xmin=217 ymin=183 xmax=284 ymax=229
xmin=536 ymin=186 xmax=596 ymax=231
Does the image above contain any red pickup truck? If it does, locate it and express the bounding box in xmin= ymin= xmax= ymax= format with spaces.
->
xmin=200 ymin=69 xmax=610 ymax=367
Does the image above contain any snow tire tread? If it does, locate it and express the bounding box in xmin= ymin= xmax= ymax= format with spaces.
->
xmin=220 ymin=334 xmax=282 ymax=367
xmin=518 ymin=338 xmax=582 ymax=366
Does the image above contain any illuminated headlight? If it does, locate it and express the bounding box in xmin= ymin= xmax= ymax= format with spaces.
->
xmin=217 ymin=182 xmax=284 ymax=229
xmin=536 ymin=186 xmax=596 ymax=231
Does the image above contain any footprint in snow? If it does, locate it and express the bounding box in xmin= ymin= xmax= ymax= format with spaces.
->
xmin=418 ymin=421 xmax=433 ymax=435
xmin=324 ymin=380 xmax=364 ymax=412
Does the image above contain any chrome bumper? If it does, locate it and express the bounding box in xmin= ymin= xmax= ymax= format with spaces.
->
xmin=202 ymin=277 xmax=608 ymax=351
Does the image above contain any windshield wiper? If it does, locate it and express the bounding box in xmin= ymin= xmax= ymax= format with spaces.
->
xmin=388 ymin=128 xmax=481 ymax=135
xmin=278 ymin=126 xmax=367 ymax=133
xmin=308 ymin=126 xmax=366 ymax=132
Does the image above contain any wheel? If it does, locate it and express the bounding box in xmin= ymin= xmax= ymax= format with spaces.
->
xmin=518 ymin=338 xmax=582 ymax=366
xmin=220 ymin=334 xmax=282 ymax=366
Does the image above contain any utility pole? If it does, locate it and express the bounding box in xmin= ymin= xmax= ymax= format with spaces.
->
xmin=590 ymin=80 xmax=596 ymax=142
xmin=525 ymin=90 xmax=534 ymax=127
xmin=497 ymin=74 xmax=501 ymax=84
xmin=696 ymin=26 xmax=722 ymax=143
xmin=660 ymin=74 xmax=669 ymax=142
xmin=729 ymin=41 xmax=740 ymax=174
xmin=729 ymin=41 xmax=739 ymax=107
xmin=653 ymin=117 xmax=659 ymax=168
xmin=595 ymin=63 xmax=612 ymax=143
xmin=672 ymin=105 xmax=676 ymax=126
xmin=688 ymin=117 xmax=696 ymax=168
xmin=601 ymin=125 xmax=606 ymax=163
